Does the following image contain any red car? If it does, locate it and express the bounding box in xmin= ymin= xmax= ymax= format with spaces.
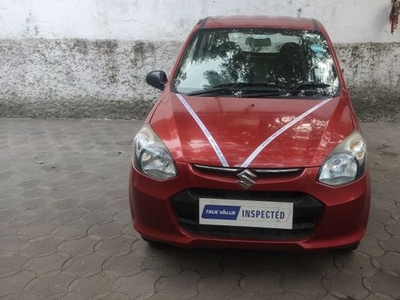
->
xmin=129 ymin=16 xmax=371 ymax=251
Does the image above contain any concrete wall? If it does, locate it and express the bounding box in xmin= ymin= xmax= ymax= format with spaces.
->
xmin=0 ymin=0 xmax=399 ymax=121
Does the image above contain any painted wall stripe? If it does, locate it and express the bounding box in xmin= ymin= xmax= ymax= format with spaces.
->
xmin=176 ymin=93 xmax=229 ymax=167
xmin=241 ymin=98 xmax=333 ymax=168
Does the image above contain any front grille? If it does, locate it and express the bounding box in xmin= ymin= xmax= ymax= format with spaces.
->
xmin=193 ymin=164 xmax=304 ymax=179
xmin=171 ymin=189 xmax=324 ymax=240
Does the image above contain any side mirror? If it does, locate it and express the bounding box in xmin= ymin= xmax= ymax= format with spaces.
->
xmin=146 ymin=70 xmax=167 ymax=91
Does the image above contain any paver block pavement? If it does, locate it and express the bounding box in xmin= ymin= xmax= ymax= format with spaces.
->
xmin=0 ymin=119 xmax=400 ymax=299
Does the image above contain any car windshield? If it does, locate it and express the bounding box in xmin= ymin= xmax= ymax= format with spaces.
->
xmin=172 ymin=28 xmax=340 ymax=98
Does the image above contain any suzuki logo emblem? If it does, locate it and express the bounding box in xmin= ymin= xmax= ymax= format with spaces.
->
xmin=237 ymin=169 xmax=257 ymax=189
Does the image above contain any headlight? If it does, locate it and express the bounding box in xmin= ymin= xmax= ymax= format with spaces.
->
xmin=133 ymin=124 xmax=177 ymax=180
xmin=318 ymin=131 xmax=367 ymax=186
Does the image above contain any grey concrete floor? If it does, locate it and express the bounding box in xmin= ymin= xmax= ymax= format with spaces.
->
xmin=0 ymin=118 xmax=399 ymax=300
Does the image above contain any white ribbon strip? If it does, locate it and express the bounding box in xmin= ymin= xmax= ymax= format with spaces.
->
xmin=177 ymin=93 xmax=333 ymax=169
xmin=176 ymin=94 xmax=229 ymax=167
xmin=241 ymin=98 xmax=333 ymax=168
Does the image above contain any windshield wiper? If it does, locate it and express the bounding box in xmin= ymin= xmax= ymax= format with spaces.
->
xmin=187 ymin=82 xmax=333 ymax=97
xmin=187 ymin=82 xmax=286 ymax=96
xmin=187 ymin=87 xmax=235 ymax=96
xmin=287 ymin=82 xmax=335 ymax=97
xmin=241 ymin=91 xmax=289 ymax=98
xmin=214 ymin=82 xmax=286 ymax=89
xmin=288 ymin=82 xmax=331 ymax=91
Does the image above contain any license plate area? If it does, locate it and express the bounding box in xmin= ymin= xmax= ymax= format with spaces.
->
xmin=199 ymin=198 xmax=294 ymax=230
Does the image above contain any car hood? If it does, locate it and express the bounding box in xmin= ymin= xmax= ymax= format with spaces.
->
xmin=150 ymin=93 xmax=355 ymax=168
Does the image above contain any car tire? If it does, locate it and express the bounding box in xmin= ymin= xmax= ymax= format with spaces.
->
xmin=141 ymin=235 xmax=160 ymax=246
xmin=342 ymin=241 xmax=360 ymax=252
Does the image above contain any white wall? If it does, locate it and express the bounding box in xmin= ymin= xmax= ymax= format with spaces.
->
xmin=0 ymin=0 xmax=398 ymax=43
xmin=0 ymin=0 xmax=399 ymax=121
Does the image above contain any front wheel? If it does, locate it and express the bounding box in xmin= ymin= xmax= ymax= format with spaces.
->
xmin=141 ymin=235 xmax=162 ymax=246
xmin=340 ymin=241 xmax=360 ymax=252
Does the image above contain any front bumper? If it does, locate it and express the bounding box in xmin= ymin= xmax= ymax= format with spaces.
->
xmin=129 ymin=161 xmax=370 ymax=251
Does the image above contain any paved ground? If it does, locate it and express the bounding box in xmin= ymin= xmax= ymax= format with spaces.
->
xmin=0 ymin=118 xmax=399 ymax=300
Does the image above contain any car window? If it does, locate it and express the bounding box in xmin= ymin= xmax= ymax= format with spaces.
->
xmin=172 ymin=28 xmax=339 ymax=98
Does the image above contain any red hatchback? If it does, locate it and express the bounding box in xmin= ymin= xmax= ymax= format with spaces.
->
xmin=129 ymin=16 xmax=371 ymax=251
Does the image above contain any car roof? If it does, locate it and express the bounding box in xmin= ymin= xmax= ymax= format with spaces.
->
xmin=200 ymin=16 xmax=319 ymax=31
